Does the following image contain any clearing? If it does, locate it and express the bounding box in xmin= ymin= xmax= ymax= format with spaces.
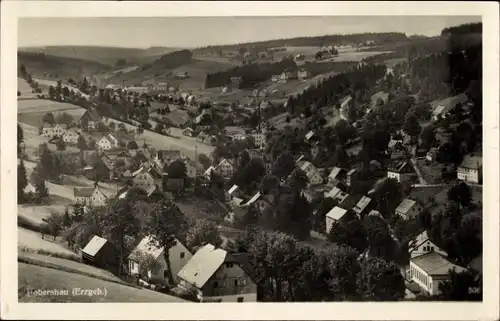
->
xmin=18 ymin=263 xmax=185 ymax=302
xmin=18 ymin=227 xmax=77 ymax=257
xmin=18 ymin=98 xmax=83 ymax=115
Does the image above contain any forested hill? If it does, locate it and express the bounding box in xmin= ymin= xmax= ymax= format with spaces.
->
xmin=194 ymin=32 xmax=409 ymax=53
xmin=441 ymin=22 xmax=482 ymax=36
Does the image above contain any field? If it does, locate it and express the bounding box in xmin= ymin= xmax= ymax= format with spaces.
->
xmin=17 ymin=98 xmax=83 ymax=115
xmin=18 ymin=263 xmax=185 ymax=302
xmin=18 ymin=227 xmax=76 ymax=256
xmin=18 ymin=204 xmax=68 ymax=225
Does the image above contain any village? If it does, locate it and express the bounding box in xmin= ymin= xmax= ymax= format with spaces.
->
xmin=17 ymin=21 xmax=483 ymax=303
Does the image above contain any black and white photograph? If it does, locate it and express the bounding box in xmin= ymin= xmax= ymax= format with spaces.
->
xmin=1 ymin=1 xmax=499 ymax=320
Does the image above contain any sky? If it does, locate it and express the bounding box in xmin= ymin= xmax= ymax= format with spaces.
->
xmin=18 ymin=16 xmax=482 ymax=49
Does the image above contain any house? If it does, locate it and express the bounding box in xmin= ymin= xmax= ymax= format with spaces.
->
xmin=297 ymin=69 xmax=311 ymax=79
xmin=325 ymin=206 xmax=349 ymax=234
xmin=457 ymin=154 xmax=482 ymax=184
xmin=387 ymin=139 xmax=406 ymax=159
xmin=410 ymin=252 xmax=467 ymax=295
xmin=89 ymin=185 xmax=113 ymax=207
xmin=304 ymin=130 xmax=315 ymax=142
xmin=352 ymin=196 xmax=372 ymax=217
xmin=339 ymin=95 xmax=353 ymax=112
xmin=182 ymin=127 xmax=194 ymax=137
xmin=328 ymin=167 xmax=347 ymax=186
xmin=430 ymin=93 xmax=468 ymax=121
xmin=215 ymin=159 xmax=234 ymax=180
xmin=230 ymin=76 xmax=243 ymax=88
xmin=280 ymin=70 xmax=297 ymax=81
xmin=225 ymin=184 xmax=243 ymax=201
xmin=79 ymin=109 xmax=102 ymax=130
xmin=81 ymin=235 xmax=118 ymax=274
xmin=73 ymin=187 xmax=95 ymax=205
xmin=156 ymin=150 xmax=183 ymax=166
xmin=204 ymin=166 xmax=216 ymax=180
xmin=177 ymin=244 xmax=257 ymax=302
xmin=387 ymin=161 xmax=415 ymax=183
xmin=185 ymin=160 xmax=201 ymax=179
xmin=408 ymin=230 xmax=447 ymax=259
xmin=62 ymin=128 xmax=80 ymax=145
xmin=395 ymin=198 xmax=423 ymax=220
xmin=23 ymin=182 xmax=37 ymax=194
xmin=346 ymin=169 xmax=359 ymax=188
xmin=132 ymin=166 xmax=164 ymax=193
xmin=128 ymin=236 xmax=192 ymax=285
xmin=41 ymin=123 xmax=67 ymax=138
xmin=271 ymin=75 xmax=280 ymax=82
xmin=250 ymin=133 xmax=266 ymax=148
xmin=97 ymin=134 xmax=119 ymax=151
xmin=426 ymin=147 xmax=439 ymax=162
xmin=299 ymin=161 xmax=323 ymax=186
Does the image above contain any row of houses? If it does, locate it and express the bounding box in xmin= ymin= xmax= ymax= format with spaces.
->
xmin=270 ymin=69 xmax=311 ymax=82
xmin=82 ymin=236 xmax=257 ymax=302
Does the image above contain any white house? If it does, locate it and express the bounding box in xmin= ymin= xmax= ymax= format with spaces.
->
xmin=215 ymin=159 xmax=234 ymax=180
xmin=98 ymin=134 xmax=119 ymax=151
xmin=250 ymin=133 xmax=266 ymax=148
xmin=430 ymin=93 xmax=468 ymax=121
xmin=395 ymin=198 xmax=423 ymax=220
xmin=73 ymin=185 xmax=112 ymax=207
xmin=327 ymin=167 xmax=347 ymax=186
xmin=128 ymin=236 xmax=192 ymax=285
xmin=457 ymin=155 xmax=482 ymax=184
xmin=299 ymin=161 xmax=323 ymax=186
xmin=297 ymin=69 xmax=311 ymax=79
xmin=408 ymin=230 xmax=447 ymax=259
xmin=62 ymin=129 xmax=80 ymax=145
xmin=177 ymin=244 xmax=257 ymax=302
xmin=410 ymin=252 xmax=466 ymax=296
xmin=41 ymin=123 xmax=67 ymax=139
xmin=325 ymin=206 xmax=348 ymax=234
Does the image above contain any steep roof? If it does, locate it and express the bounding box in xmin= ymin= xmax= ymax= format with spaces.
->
xmin=396 ymin=198 xmax=417 ymax=214
xmin=459 ymin=155 xmax=482 ymax=170
xmin=326 ymin=206 xmax=348 ymax=221
xmin=129 ymin=235 xmax=164 ymax=261
xmin=325 ymin=186 xmax=342 ymax=199
xmin=389 ymin=161 xmax=414 ymax=174
xmin=411 ymin=252 xmax=466 ymax=276
xmin=328 ymin=167 xmax=346 ymax=180
xmin=353 ymin=196 xmax=372 ymax=214
xmin=408 ymin=230 xmax=430 ymax=253
xmin=74 ymin=187 xmax=94 ymax=198
xmin=243 ymin=192 xmax=261 ymax=207
xmin=82 ymin=235 xmax=109 ymax=257
xmin=228 ymin=184 xmax=239 ymax=195
xmin=305 ymin=130 xmax=315 ymax=141
xmin=177 ymin=244 xmax=227 ymax=289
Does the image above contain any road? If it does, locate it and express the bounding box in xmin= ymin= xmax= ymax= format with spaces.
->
xmin=410 ymin=158 xmax=428 ymax=185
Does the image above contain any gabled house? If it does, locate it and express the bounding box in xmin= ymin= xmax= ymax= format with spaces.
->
xmin=98 ymin=134 xmax=119 ymax=151
xmin=250 ymin=132 xmax=266 ymax=149
xmin=408 ymin=230 xmax=447 ymax=259
xmin=410 ymin=252 xmax=466 ymax=295
xmin=73 ymin=187 xmax=95 ymax=205
xmin=297 ymin=69 xmax=311 ymax=79
xmin=346 ymin=168 xmax=359 ymax=188
xmin=430 ymin=93 xmax=468 ymax=121
xmin=299 ymin=161 xmax=323 ymax=186
xmin=325 ymin=206 xmax=349 ymax=234
xmin=128 ymin=236 xmax=193 ymax=285
xmin=387 ymin=139 xmax=406 ymax=159
xmin=215 ymin=159 xmax=234 ymax=180
xmin=79 ymin=109 xmax=102 ymax=130
xmin=132 ymin=165 xmax=164 ymax=193
xmin=395 ymin=198 xmax=423 ymax=220
xmin=328 ymin=167 xmax=347 ymax=186
xmin=225 ymin=184 xmax=243 ymax=202
xmin=352 ymin=196 xmax=373 ymax=217
xmin=62 ymin=128 xmax=80 ymax=145
xmin=387 ymin=161 xmax=415 ymax=183
xmin=89 ymin=185 xmax=113 ymax=207
xmin=156 ymin=150 xmax=183 ymax=166
xmin=81 ymin=235 xmax=118 ymax=274
xmin=426 ymin=147 xmax=439 ymax=162
xmin=177 ymin=244 xmax=258 ymax=302
xmin=41 ymin=123 xmax=67 ymax=138
xmin=182 ymin=127 xmax=194 ymax=137
xmin=304 ymin=130 xmax=316 ymax=142
xmin=457 ymin=154 xmax=482 ymax=184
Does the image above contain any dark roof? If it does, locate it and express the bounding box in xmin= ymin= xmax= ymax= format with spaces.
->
xmin=81 ymin=109 xmax=102 ymax=122
xmin=74 ymin=187 xmax=94 ymax=197
xmin=389 ymin=161 xmax=414 ymax=174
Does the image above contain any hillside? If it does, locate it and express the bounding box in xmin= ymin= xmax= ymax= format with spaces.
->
xmin=18 ymin=51 xmax=111 ymax=80
xmin=19 ymin=46 xmax=181 ymax=66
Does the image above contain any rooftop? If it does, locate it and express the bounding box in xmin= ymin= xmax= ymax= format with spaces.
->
xmin=82 ymin=235 xmax=109 ymax=257
xmin=396 ymin=198 xmax=417 ymax=214
xmin=326 ymin=206 xmax=348 ymax=221
xmin=73 ymin=187 xmax=95 ymax=198
xmin=353 ymin=196 xmax=372 ymax=214
xmin=459 ymin=155 xmax=482 ymax=170
xmin=411 ymin=252 xmax=466 ymax=276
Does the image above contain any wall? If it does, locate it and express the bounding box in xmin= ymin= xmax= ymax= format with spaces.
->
xmin=410 ymin=261 xmax=431 ymax=294
xmin=410 ymin=240 xmax=447 ymax=258
xmin=201 ymin=263 xmax=257 ymax=299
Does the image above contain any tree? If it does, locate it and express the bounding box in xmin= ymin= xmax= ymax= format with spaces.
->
xmin=136 ymin=126 xmax=144 ymax=137
xmin=56 ymin=139 xmax=66 ymax=151
xmin=260 ymin=174 xmax=280 ymax=194
xmin=43 ymin=212 xmax=63 ymax=240
xmin=48 ymin=86 xmax=56 ymax=100
xmin=438 ymin=269 xmax=482 ymax=301
xmin=403 ymin=113 xmax=422 ymax=138
xmin=447 ymin=182 xmax=472 ymax=210
xmin=35 ymin=179 xmax=49 ymax=199
xmin=18 ymin=160 xmax=28 ymax=203
xmin=108 ymin=122 xmax=116 ymax=132
xmin=198 ymin=153 xmax=212 ymax=170
xmin=288 ymin=168 xmax=309 ymax=190
xmin=103 ymin=199 xmax=140 ymax=275
xmin=184 ymin=219 xmax=223 ymax=252
xmin=77 ymin=135 xmax=87 ymax=151
xmin=115 ymin=58 xmax=127 ymax=67
xmin=420 ymin=125 xmax=435 ymax=149
xmin=118 ymin=123 xmax=127 ymax=134
xmin=328 ymin=216 xmax=368 ymax=254
xmin=334 ymin=119 xmax=355 ymax=146
xmin=356 ymin=257 xmax=405 ymax=301
xmin=62 ymin=207 xmax=72 ymax=227
xmin=167 ymin=159 xmax=187 ymax=179
xmin=154 ymin=123 xmax=165 ymax=134
xmin=20 ymin=64 xmax=27 ymax=78
xmin=272 ymin=151 xmax=295 ymax=179
xmin=42 ymin=112 xmax=56 ymax=125
xmin=56 ymin=112 xmax=74 ymax=125
xmin=135 ymin=252 xmax=158 ymax=280
xmin=363 ymin=215 xmax=396 ymax=261
xmin=372 ymin=178 xmax=403 ymax=219
xmin=18 ymin=124 xmax=24 ymax=144
xmin=146 ymin=200 xmax=189 ymax=285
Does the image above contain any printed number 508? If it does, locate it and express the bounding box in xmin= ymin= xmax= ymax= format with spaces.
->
xmin=468 ymin=287 xmax=481 ymax=294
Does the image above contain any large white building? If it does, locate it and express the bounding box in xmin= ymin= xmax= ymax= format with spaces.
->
xmin=457 ymin=155 xmax=482 ymax=184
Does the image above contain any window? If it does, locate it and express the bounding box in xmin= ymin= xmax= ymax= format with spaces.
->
xmin=237 ymin=297 xmax=244 ymax=302
xmin=226 ymin=263 xmax=233 ymax=268
xmin=213 ymin=281 xmax=219 ymax=288
xmin=180 ymin=252 xmax=185 ymax=259
xmin=234 ymin=279 xmax=238 ymax=286
xmin=163 ymin=270 xmax=169 ymax=278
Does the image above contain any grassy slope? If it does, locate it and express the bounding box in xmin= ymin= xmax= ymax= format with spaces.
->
xmin=19 ymin=46 xmax=181 ymax=65
xmin=18 ymin=263 xmax=185 ymax=302
xmin=18 ymin=227 xmax=77 ymax=256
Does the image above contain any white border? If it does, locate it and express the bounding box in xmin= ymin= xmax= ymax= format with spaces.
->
xmin=2 ymin=1 xmax=499 ymax=320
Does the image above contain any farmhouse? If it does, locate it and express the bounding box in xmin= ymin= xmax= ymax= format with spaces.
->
xmin=280 ymin=69 xmax=297 ymax=81
xmin=132 ymin=165 xmax=164 ymax=193
xmin=297 ymin=69 xmax=311 ymax=79
xmin=73 ymin=187 xmax=94 ymax=205
xmin=215 ymin=159 xmax=235 ymax=180
xmin=409 ymin=252 xmax=466 ymax=296
xmin=81 ymin=235 xmax=119 ymax=274
xmin=177 ymin=244 xmax=257 ymax=302
xmin=431 ymin=93 xmax=468 ymax=121
xmin=352 ymin=196 xmax=373 ymax=217
xmin=182 ymin=127 xmax=194 ymax=137
xmin=79 ymin=109 xmax=102 ymax=130
xmin=62 ymin=128 xmax=80 ymax=145
xmin=387 ymin=139 xmax=406 ymax=159
xmin=128 ymin=236 xmax=193 ymax=285
xmin=97 ymin=134 xmax=119 ymax=151
xmin=395 ymin=198 xmax=423 ymax=220
xmin=408 ymin=230 xmax=447 ymax=259
xmin=457 ymin=154 xmax=482 ymax=184
xmin=156 ymin=150 xmax=183 ymax=166
xmin=325 ymin=206 xmax=349 ymax=234
xmin=328 ymin=167 xmax=347 ymax=186
xmin=250 ymin=132 xmax=266 ymax=148
xmin=230 ymin=76 xmax=243 ymax=88
xmin=387 ymin=161 xmax=415 ymax=183
xmin=41 ymin=123 xmax=67 ymax=138
xmin=345 ymin=169 xmax=360 ymax=188
xmin=299 ymin=161 xmax=323 ymax=186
